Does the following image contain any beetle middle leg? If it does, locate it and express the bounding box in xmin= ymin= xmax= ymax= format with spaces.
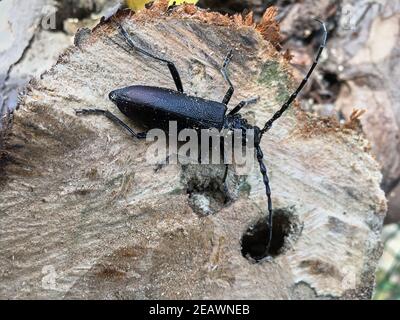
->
xmin=222 ymin=164 xmax=233 ymax=204
xmin=221 ymin=49 xmax=234 ymax=105
xmin=75 ymin=109 xmax=147 ymax=139
xmin=228 ymin=97 xmax=259 ymax=116
xmin=114 ymin=21 xmax=184 ymax=93
xmin=221 ymin=141 xmax=233 ymax=203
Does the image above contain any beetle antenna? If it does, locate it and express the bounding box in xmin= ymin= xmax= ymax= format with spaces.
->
xmin=260 ymin=20 xmax=327 ymax=136
xmin=255 ymin=143 xmax=273 ymax=255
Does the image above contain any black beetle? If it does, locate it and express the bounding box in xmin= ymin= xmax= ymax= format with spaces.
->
xmin=76 ymin=20 xmax=327 ymax=258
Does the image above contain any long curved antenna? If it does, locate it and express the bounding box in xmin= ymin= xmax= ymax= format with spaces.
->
xmin=261 ymin=20 xmax=327 ymax=135
xmin=255 ymin=144 xmax=273 ymax=255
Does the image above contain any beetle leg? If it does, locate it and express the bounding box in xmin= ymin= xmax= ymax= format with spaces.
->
xmin=221 ymin=49 xmax=234 ymax=105
xmin=255 ymin=144 xmax=273 ymax=255
xmin=220 ymin=143 xmax=232 ymax=203
xmin=222 ymin=164 xmax=233 ymax=204
xmin=154 ymin=155 xmax=170 ymax=172
xmin=75 ymin=109 xmax=147 ymax=139
xmin=114 ymin=21 xmax=184 ymax=93
xmin=228 ymin=97 xmax=259 ymax=115
xmin=261 ymin=20 xmax=327 ymax=135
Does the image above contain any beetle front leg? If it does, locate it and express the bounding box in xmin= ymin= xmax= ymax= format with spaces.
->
xmin=222 ymin=164 xmax=233 ymax=204
xmin=75 ymin=109 xmax=147 ymax=139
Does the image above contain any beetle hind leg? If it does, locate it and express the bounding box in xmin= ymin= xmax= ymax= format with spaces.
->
xmin=75 ymin=108 xmax=147 ymax=140
xmin=114 ymin=21 xmax=184 ymax=93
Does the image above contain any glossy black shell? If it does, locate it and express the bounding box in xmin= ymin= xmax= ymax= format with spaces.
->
xmin=109 ymin=86 xmax=227 ymax=131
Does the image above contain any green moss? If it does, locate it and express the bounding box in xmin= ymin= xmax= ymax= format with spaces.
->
xmin=105 ymin=173 xmax=124 ymax=188
xmin=258 ymin=60 xmax=291 ymax=105
xmin=169 ymin=187 xmax=184 ymax=195
xmin=238 ymin=181 xmax=251 ymax=196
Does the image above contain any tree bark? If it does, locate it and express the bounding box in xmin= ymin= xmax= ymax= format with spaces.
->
xmin=329 ymin=0 xmax=400 ymax=222
xmin=0 ymin=1 xmax=387 ymax=299
xmin=0 ymin=0 xmax=71 ymax=121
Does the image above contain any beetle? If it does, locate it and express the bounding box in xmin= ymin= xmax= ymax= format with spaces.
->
xmin=76 ymin=20 xmax=327 ymax=258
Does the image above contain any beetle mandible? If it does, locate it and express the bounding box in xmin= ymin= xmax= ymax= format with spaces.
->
xmin=76 ymin=19 xmax=327 ymax=257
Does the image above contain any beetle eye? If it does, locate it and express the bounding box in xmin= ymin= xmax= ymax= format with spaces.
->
xmin=109 ymin=90 xmax=117 ymax=102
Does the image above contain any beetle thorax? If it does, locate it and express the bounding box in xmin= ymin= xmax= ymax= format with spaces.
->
xmin=224 ymin=114 xmax=261 ymax=146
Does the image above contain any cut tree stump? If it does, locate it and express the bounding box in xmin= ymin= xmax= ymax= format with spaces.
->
xmin=0 ymin=2 xmax=387 ymax=299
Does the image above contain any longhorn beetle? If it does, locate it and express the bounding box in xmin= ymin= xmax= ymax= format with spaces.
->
xmin=76 ymin=19 xmax=327 ymax=257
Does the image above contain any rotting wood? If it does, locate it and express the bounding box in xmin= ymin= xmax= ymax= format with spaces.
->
xmin=0 ymin=1 xmax=387 ymax=299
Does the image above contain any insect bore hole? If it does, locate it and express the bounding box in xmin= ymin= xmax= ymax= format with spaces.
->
xmin=241 ymin=209 xmax=299 ymax=262
xmin=186 ymin=176 xmax=227 ymax=216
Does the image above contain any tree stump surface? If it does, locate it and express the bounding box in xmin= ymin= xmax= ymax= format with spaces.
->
xmin=0 ymin=2 xmax=387 ymax=299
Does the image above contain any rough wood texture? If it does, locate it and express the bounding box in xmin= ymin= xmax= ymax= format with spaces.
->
xmin=198 ymin=0 xmax=267 ymax=17
xmin=0 ymin=0 xmax=119 ymax=119
xmin=0 ymin=2 xmax=387 ymax=299
xmin=0 ymin=0 xmax=47 ymax=115
xmin=330 ymin=0 xmax=400 ymax=221
xmin=0 ymin=0 xmax=73 ymax=121
xmin=268 ymin=0 xmax=400 ymax=222
xmin=325 ymin=0 xmax=400 ymax=193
